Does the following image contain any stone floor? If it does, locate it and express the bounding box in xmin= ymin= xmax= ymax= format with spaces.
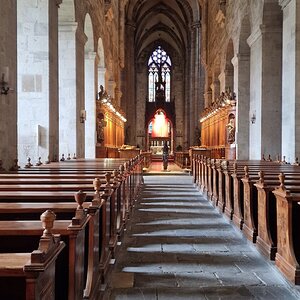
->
xmin=103 ymin=172 xmax=300 ymax=299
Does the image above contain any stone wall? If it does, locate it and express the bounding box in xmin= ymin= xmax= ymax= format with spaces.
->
xmin=202 ymin=0 xmax=286 ymax=160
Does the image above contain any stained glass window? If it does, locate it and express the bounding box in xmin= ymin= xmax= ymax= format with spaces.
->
xmin=148 ymin=46 xmax=172 ymax=102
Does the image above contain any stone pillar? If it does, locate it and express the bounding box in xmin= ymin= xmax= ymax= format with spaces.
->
xmin=204 ymin=73 xmax=212 ymax=107
xmin=248 ymin=21 xmax=282 ymax=159
xmin=248 ymin=28 xmax=262 ymax=159
xmin=261 ymin=23 xmax=282 ymax=159
xmin=98 ymin=67 xmax=106 ymax=86
xmin=136 ymin=66 xmax=146 ymax=149
xmin=76 ymin=29 xmax=87 ymax=158
xmin=188 ymin=24 xmax=196 ymax=147
xmin=218 ymin=71 xmax=226 ymax=94
xmin=49 ymin=0 xmax=60 ymax=162
xmin=0 ymin=0 xmax=17 ymax=170
xmin=193 ymin=22 xmax=201 ymax=145
xmin=17 ymin=0 xmax=52 ymax=166
xmin=84 ymin=51 xmax=97 ymax=158
xmin=124 ymin=22 xmax=136 ymax=146
xmin=232 ymin=54 xmax=250 ymax=159
xmin=280 ymin=0 xmax=300 ymax=162
xmin=107 ymin=80 xmax=116 ymax=99
xmin=58 ymin=21 xmax=77 ymax=157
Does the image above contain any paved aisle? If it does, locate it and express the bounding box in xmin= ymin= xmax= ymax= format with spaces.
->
xmin=104 ymin=175 xmax=300 ymax=299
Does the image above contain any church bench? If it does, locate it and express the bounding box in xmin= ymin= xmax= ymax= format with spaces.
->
xmin=194 ymin=159 xmax=300 ymax=236
xmin=195 ymin=158 xmax=274 ymax=210
xmin=231 ymin=165 xmax=300 ymax=230
xmin=272 ymin=175 xmax=300 ymax=285
xmin=253 ymin=172 xmax=300 ymax=260
xmin=0 ymin=210 xmax=65 ymax=300
xmin=0 ymin=189 xmax=120 ymax=296
xmin=241 ymin=167 xmax=300 ymax=243
xmin=18 ymin=157 xmax=143 ymax=211
xmin=0 ymin=188 xmax=121 ymax=252
xmin=0 ymin=177 xmax=125 ymax=258
xmin=0 ymin=204 xmax=99 ymax=300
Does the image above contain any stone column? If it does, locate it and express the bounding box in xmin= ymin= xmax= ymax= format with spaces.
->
xmin=247 ymin=22 xmax=282 ymax=159
xmin=124 ymin=22 xmax=136 ymax=146
xmin=232 ymin=54 xmax=250 ymax=159
xmin=136 ymin=66 xmax=146 ymax=149
xmin=98 ymin=67 xmax=106 ymax=86
xmin=193 ymin=22 xmax=201 ymax=144
xmin=204 ymin=73 xmax=212 ymax=107
xmin=76 ymin=29 xmax=87 ymax=158
xmin=17 ymin=0 xmax=51 ymax=166
xmin=280 ymin=0 xmax=300 ymax=162
xmin=49 ymin=0 xmax=60 ymax=162
xmin=0 ymin=0 xmax=17 ymax=170
xmin=188 ymin=24 xmax=196 ymax=147
xmin=58 ymin=21 xmax=77 ymax=157
xmin=84 ymin=51 xmax=97 ymax=158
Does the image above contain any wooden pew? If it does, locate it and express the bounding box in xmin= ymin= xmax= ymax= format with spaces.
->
xmin=0 ymin=189 xmax=117 ymax=298
xmin=0 ymin=210 xmax=65 ymax=300
xmin=272 ymin=174 xmax=300 ymax=285
xmin=241 ymin=166 xmax=300 ymax=243
xmin=0 ymin=196 xmax=98 ymax=300
xmin=254 ymin=172 xmax=300 ymax=260
xmin=0 ymin=157 xmax=144 ymax=297
xmin=0 ymin=188 xmax=115 ymax=286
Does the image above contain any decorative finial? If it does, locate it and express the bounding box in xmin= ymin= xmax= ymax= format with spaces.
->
xmin=72 ymin=190 xmax=86 ymax=223
xmin=35 ymin=157 xmax=42 ymax=166
xmin=93 ymin=177 xmax=101 ymax=195
xmin=233 ymin=161 xmax=237 ymax=173
xmin=244 ymin=165 xmax=249 ymax=178
xmin=293 ymin=157 xmax=299 ymax=166
xmin=40 ymin=210 xmax=56 ymax=237
xmin=258 ymin=171 xmax=264 ymax=184
xmin=25 ymin=157 xmax=33 ymax=168
xmin=278 ymin=173 xmax=286 ymax=191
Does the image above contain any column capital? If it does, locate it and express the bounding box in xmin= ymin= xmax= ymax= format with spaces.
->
xmin=278 ymin=0 xmax=292 ymax=9
xmin=76 ymin=29 xmax=88 ymax=46
xmin=191 ymin=21 xmax=201 ymax=30
xmin=247 ymin=26 xmax=262 ymax=47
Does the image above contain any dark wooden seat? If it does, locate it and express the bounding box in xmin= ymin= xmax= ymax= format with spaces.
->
xmin=0 ymin=210 xmax=65 ymax=300
xmin=0 ymin=156 xmax=144 ymax=298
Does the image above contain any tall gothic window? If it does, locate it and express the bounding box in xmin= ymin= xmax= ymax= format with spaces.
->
xmin=148 ymin=46 xmax=172 ymax=102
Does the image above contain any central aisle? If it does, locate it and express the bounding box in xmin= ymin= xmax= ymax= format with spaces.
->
xmin=104 ymin=175 xmax=300 ymax=299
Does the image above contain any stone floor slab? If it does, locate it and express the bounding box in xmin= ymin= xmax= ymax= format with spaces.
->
xmin=103 ymin=174 xmax=300 ymax=300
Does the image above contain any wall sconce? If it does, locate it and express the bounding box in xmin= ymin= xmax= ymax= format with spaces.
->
xmin=251 ymin=113 xmax=256 ymax=124
xmin=80 ymin=110 xmax=86 ymax=123
xmin=1 ymin=67 xmax=10 ymax=95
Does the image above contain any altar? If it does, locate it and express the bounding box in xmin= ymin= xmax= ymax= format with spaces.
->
xmin=150 ymin=145 xmax=163 ymax=155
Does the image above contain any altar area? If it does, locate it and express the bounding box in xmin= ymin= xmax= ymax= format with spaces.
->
xmin=150 ymin=145 xmax=163 ymax=155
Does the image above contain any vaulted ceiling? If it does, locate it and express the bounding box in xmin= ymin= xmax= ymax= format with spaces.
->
xmin=125 ymin=0 xmax=201 ymax=59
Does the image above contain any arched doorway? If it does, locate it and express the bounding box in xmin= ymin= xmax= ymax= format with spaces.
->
xmin=147 ymin=109 xmax=174 ymax=155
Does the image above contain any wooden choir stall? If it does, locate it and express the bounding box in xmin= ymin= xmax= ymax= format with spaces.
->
xmin=96 ymin=88 xmax=126 ymax=158
xmin=200 ymin=90 xmax=236 ymax=159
